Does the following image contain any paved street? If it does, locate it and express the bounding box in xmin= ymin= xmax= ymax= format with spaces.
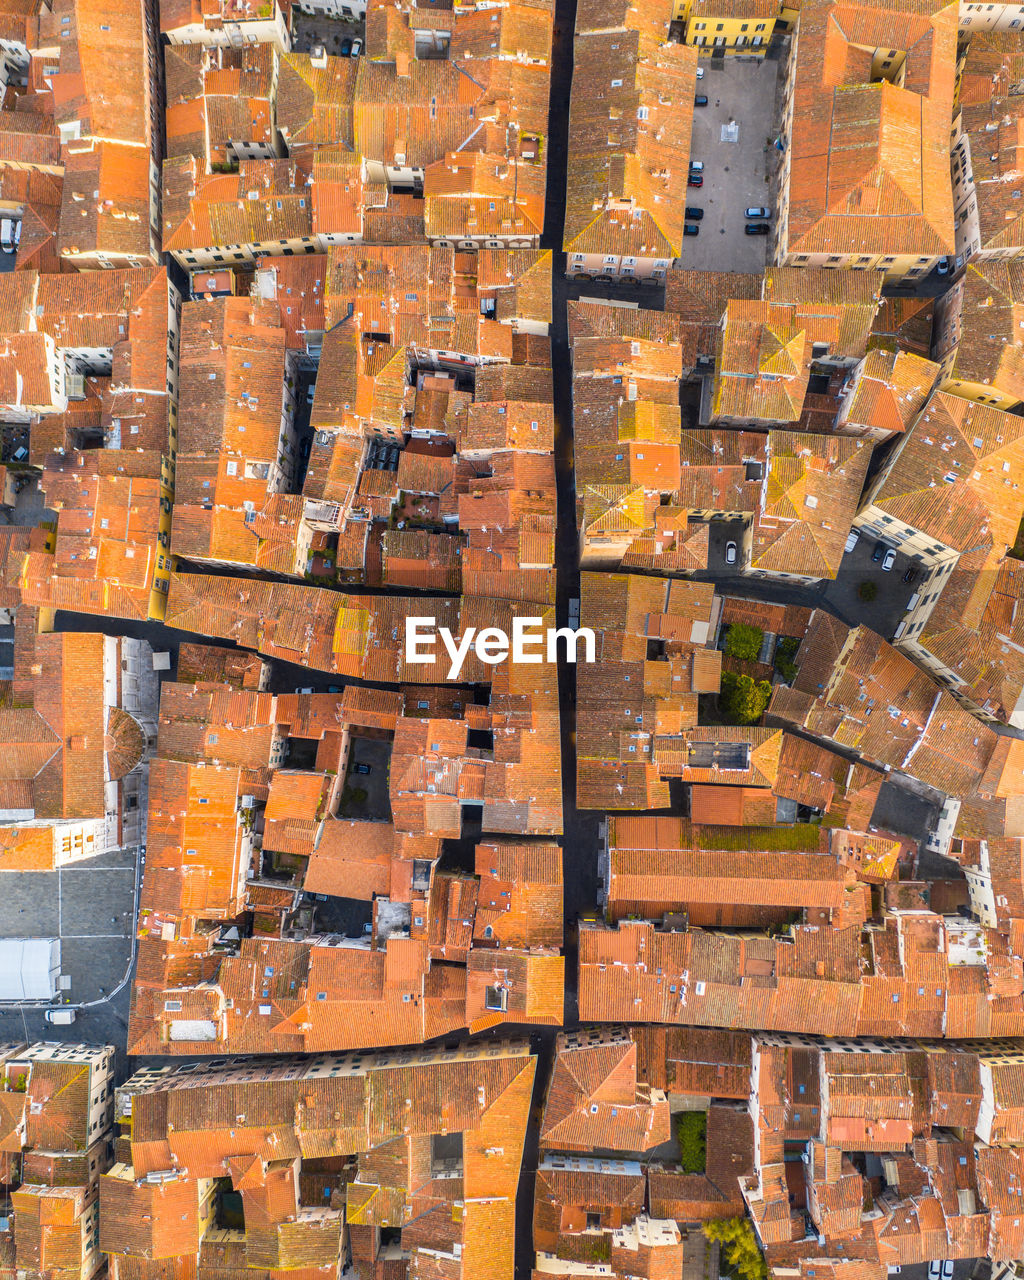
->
xmin=677 ymin=55 xmax=780 ymax=273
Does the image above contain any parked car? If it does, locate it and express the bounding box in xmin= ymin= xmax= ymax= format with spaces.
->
xmin=684 ymin=206 xmax=703 ymax=220
xmin=695 ymin=95 xmax=708 ymax=107
xmin=351 ymin=37 xmax=363 ymax=55
xmin=745 ymin=223 xmax=770 ymax=235
xmin=871 ymin=542 xmax=886 ymax=562
xmin=936 ymin=257 xmax=950 ymax=276
xmin=687 ymin=174 xmax=703 ymax=188
xmin=689 ymin=159 xmax=704 ymax=172
xmin=725 ymin=541 xmax=737 ymax=566
xmin=0 ymin=218 xmax=15 ymax=253
xmin=744 ymin=206 xmax=771 ymax=219
xmin=340 ymin=37 xmax=353 ymax=55
xmin=306 ymin=384 xmax=315 ymax=404
xmin=902 ymin=564 xmax=919 ymax=584
xmin=927 ymin=1265 xmax=953 ymax=1280
xmin=882 ymin=549 xmax=897 ymax=572
xmin=844 ymin=530 xmax=859 ymax=554
xmin=684 ymin=223 xmax=700 ymax=237
xmin=45 ymin=1009 xmax=76 ymax=1024
xmin=696 ymin=66 xmax=704 ymax=79
xmin=353 ymin=763 xmax=372 ymax=775
xmin=295 ymin=686 xmax=314 ymax=694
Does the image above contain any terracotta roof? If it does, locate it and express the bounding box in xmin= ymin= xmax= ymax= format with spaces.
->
xmin=565 ymin=24 xmax=696 ymax=261
xmin=864 ymin=389 xmax=1024 ymax=556
xmin=956 ymin=36 xmax=1024 ymax=261
xmin=473 ymin=841 xmax=562 ymax=949
xmin=540 ymin=1031 xmax=671 ymax=1155
xmin=782 ymin=0 xmax=957 ymax=260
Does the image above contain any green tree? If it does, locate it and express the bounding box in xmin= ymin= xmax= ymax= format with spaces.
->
xmin=774 ymin=636 xmax=800 ymax=684
xmin=675 ymin=1110 xmax=707 ymax=1173
xmin=857 ymin=580 xmax=878 ymax=602
xmin=718 ymin=672 xmax=772 ymax=725
xmin=724 ymin=623 xmax=764 ymax=662
xmin=703 ymin=1217 xmax=767 ymax=1280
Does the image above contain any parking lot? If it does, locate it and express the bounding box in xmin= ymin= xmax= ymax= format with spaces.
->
xmin=339 ymin=737 xmax=392 ymax=821
xmin=677 ymin=56 xmax=780 ymax=273
xmin=0 ymin=848 xmax=138 ymax=1006
xmin=822 ymin=532 xmax=920 ymax=638
xmin=705 ymin=518 xmax=747 ymax=569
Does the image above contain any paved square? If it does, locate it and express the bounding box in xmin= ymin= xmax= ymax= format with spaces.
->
xmin=0 ymin=852 xmax=137 ymax=1004
xmin=60 ymin=866 xmax=135 ymax=937
xmin=0 ymin=872 xmax=59 ymax=937
xmin=677 ymin=56 xmax=781 ymax=273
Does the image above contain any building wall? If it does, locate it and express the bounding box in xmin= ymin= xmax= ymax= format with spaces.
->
xmin=163 ymin=8 xmax=290 ymax=52
xmin=958 ymin=1 xmax=1024 ymax=31
xmin=170 ymin=234 xmax=326 ymax=270
xmin=295 ymin=0 xmax=369 ymax=17
xmin=682 ymin=16 xmax=774 ymax=51
xmin=52 ymin=819 xmax=111 ymax=868
xmin=567 ymin=251 xmax=671 ymax=281
xmin=431 ymin=233 xmax=541 ymax=250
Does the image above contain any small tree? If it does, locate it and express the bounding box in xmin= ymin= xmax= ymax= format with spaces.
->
xmin=703 ymin=1217 xmax=767 ymax=1280
xmin=719 ymin=672 xmax=772 ymax=725
xmin=857 ymin=580 xmax=878 ymax=602
xmin=724 ymin=623 xmax=764 ymax=662
xmin=675 ymin=1111 xmax=707 ymax=1173
xmin=774 ymin=636 xmax=800 ymax=684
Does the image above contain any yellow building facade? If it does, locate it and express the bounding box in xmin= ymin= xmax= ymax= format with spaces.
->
xmin=675 ymin=0 xmax=780 ymax=51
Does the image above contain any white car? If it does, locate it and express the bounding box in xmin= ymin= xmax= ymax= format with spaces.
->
xmin=882 ymin=549 xmax=896 ymax=572
xmin=725 ymin=541 xmax=737 ymax=566
xmin=936 ymin=257 xmax=950 ymax=276
xmin=744 ymin=207 xmax=771 ymax=220
xmin=845 ymin=530 xmax=859 ymax=554
xmin=351 ymin=37 xmax=363 ymax=56
xmin=689 ymin=159 xmax=705 ymax=173
xmin=696 ymin=67 xmax=704 ymax=79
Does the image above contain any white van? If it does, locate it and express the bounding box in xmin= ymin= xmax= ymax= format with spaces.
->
xmin=0 ymin=218 xmax=15 ymax=253
xmin=45 ymin=1008 xmax=77 ymax=1024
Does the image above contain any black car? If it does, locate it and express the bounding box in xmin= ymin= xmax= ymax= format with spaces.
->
xmin=340 ymin=36 xmax=352 ymax=55
xmin=902 ymin=565 xmax=919 ymax=584
xmin=871 ymin=542 xmax=886 ymax=562
xmin=744 ymin=223 xmax=770 ymax=235
xmin=683 ymin=223 xmax=700 ymax=237
xmin=353 ymin=762 xmax=372 ymax=775
xmin=695 ymin=95 xmax=708 ymax=107
xmin=685 ymin=206 xmax=703 ymax=220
